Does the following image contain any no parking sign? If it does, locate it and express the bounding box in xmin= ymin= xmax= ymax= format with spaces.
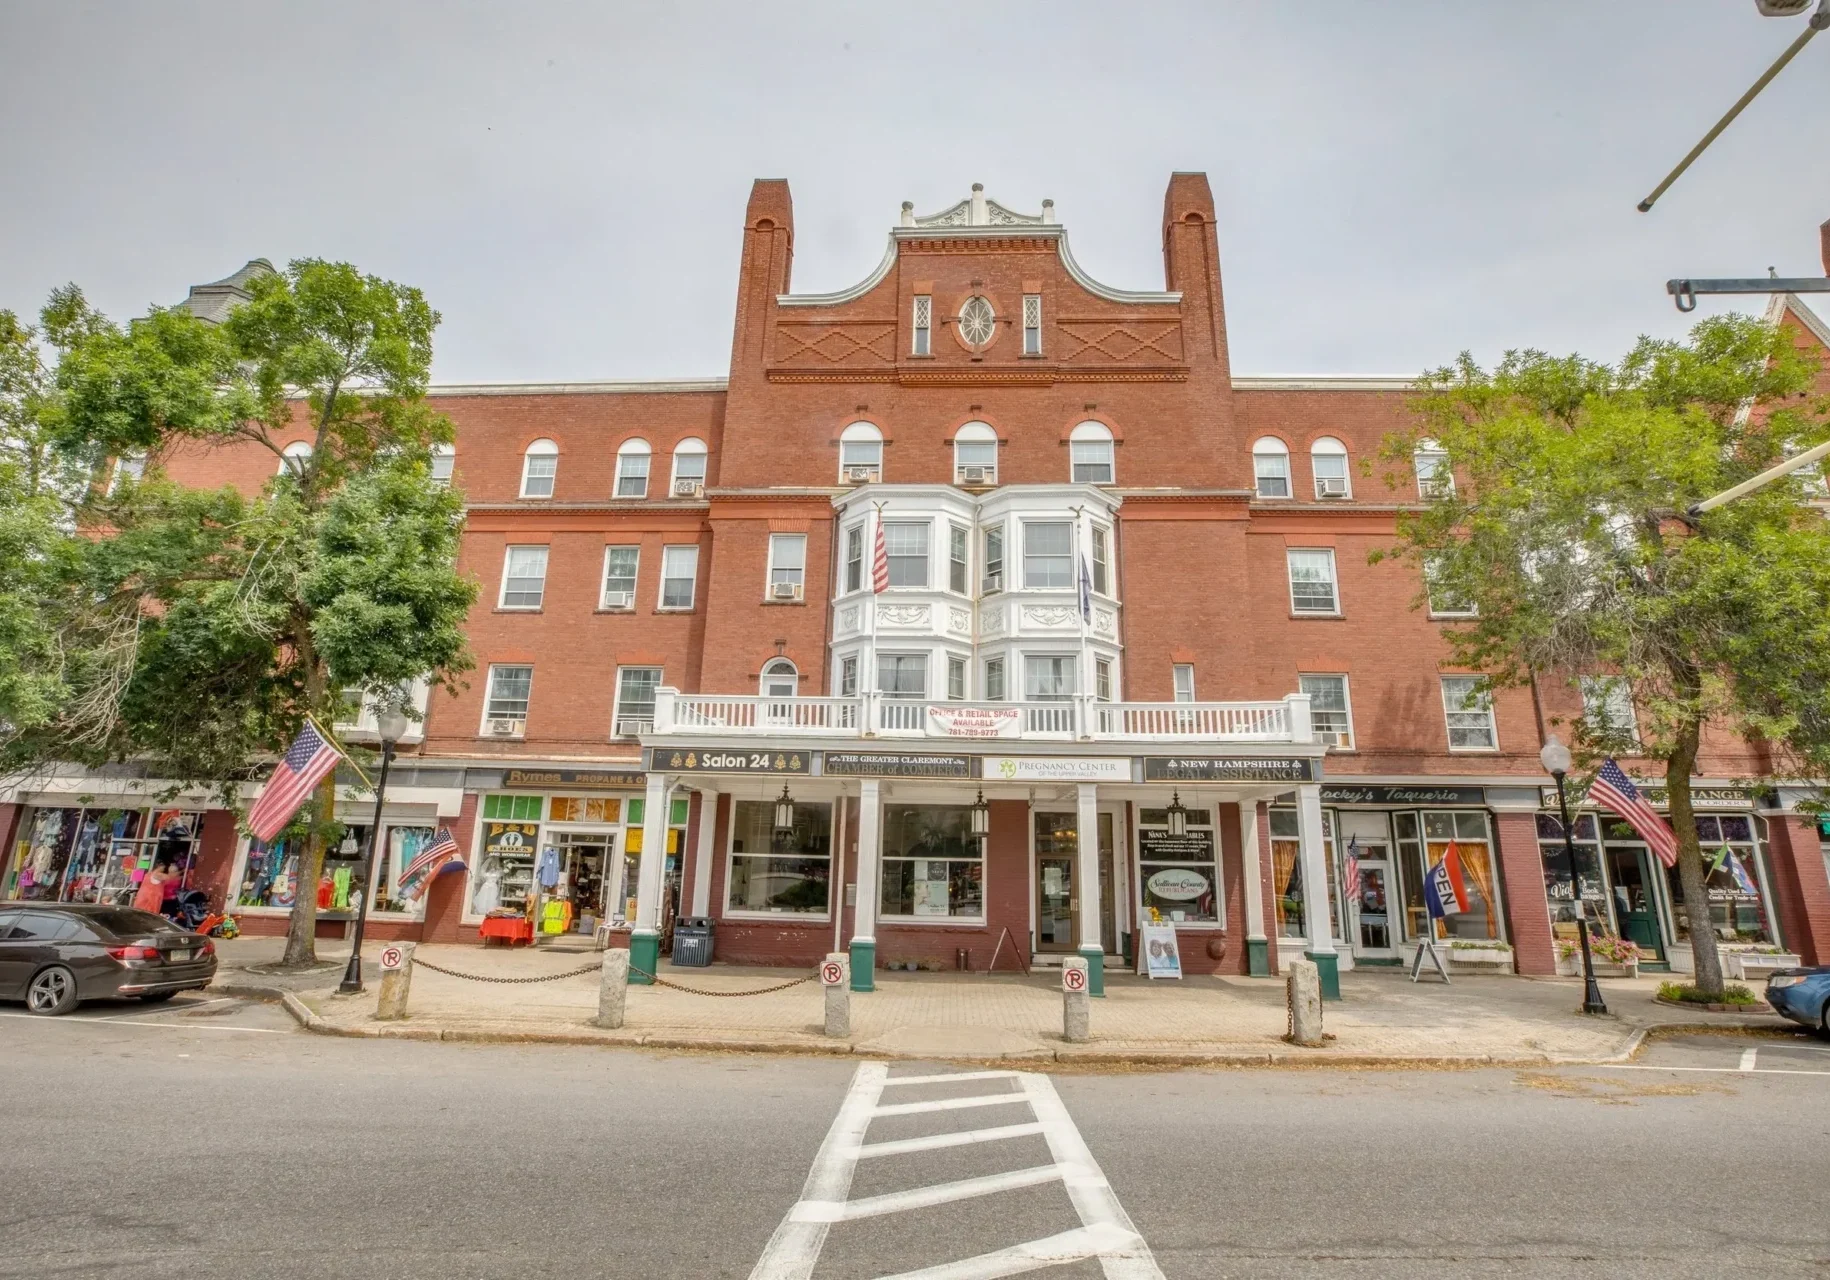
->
xmin=1062 ymin=965 xmax=1088 ymax=993
xmin=820 ymin=959 xmax=846 ymax=986
xmin=379 ymin=945 xmax=406 ymax=972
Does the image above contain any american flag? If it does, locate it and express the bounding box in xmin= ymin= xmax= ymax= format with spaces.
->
xmin=871 ymin=512 xmax=890 ymax=593
xmin=1589 ymin=758 xmax=1678 ymax=868
xmin=247 ymin=722 xmax=342 ymax=843
xmin=397 ymin=827 xmax=464 ymax=903
xmin=1344 ymin=835 xmax=1362 ymax=904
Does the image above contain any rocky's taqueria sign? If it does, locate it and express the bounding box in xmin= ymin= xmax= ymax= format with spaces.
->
xmin=1143 ymin=756 xmax=1317 ymax=783
xmin=648 ymin=747 xmax=810 ymax=775
xmin=1321 ymin=784 xmax=1486 ymax=807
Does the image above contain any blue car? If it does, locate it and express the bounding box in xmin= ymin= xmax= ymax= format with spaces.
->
xmin=1765 ymin=967 xmax=1830 ymax=1036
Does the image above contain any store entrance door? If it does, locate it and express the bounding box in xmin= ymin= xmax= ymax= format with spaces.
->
xmin=1034 ymin=810 xmax=1116 ymax=954
xmin=1605 ymin=843 xmax=1667 ymax=967
xmin=1349 ymin=842 xmax=1399 ymax=961
xmin=553 ymin=833 xmax=614 ymax=936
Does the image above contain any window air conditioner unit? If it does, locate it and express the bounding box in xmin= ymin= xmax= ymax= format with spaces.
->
xmin=486 ymin=718 xmax=524 ymax=738
xmin=846 ymin=466 xmax=878 ymax=484
xmin=616 ymin=718 xmax=653 ymax=738
xmin=602 ymin=591 xmax=633 ymax=610
xmin=771 ymin=582 xmax=803 ymax=601
xmin=672 ymin=478 xmax=704 ymax=498
xmin=1316 ymin=476 xmax=1350 ymax=499
xmin=981 ymin=573 xmax=1002 ymax=594
xmin=958 ymin=465 xmax=992 ymax=485
xmin=1324 ymin=730 xmax=1352 ymax=750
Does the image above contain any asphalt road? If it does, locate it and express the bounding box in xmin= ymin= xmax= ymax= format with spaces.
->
xmin=1 ymin=996 xmax=1826 ymax=1279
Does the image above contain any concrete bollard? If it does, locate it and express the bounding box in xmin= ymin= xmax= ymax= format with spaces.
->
xmin=821 ymin=953 xmax=850 ymax=1037
xmin=374 ymin=942 xmax=415 ymax=1021
xmin=596 ymin=948 xmax=630 ymax=1029
xmin=1287 ymin=957 xmax=1324 ymax=1047
xmin=1061 ymin=956 xmax=1091 ymax=1044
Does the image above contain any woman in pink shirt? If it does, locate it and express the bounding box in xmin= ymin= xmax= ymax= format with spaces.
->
xmin=133 ymin=862 xmax=174 ymax=914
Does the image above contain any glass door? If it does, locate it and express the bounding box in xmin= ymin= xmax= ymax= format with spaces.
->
xmin=1350 ymin=844 xmax=1397 ymax=958
xmin=1604 ymin=843 xmax=1666 ymax=963
xmin=1034 ymin=812 xmax=1077 ymax=952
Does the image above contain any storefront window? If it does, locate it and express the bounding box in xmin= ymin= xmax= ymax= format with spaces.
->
xmin=472 ymin=811 xmax=540 ymax=915
xmin=1664 ymin=814 xmax=1773 ymax=944
xmin=1423 ymin=811 xmax=1500 ymax=941
xmin=8 ymin=807 xmax=204 ymax=905
xmin=880 ymin=805 xmax=983 ymax=919
xmin=1268 ymin=808 xmax=1339 ymax=939
xmin=1537 ymin=812 xmax=1605 ymax=926
xmin=238 ymin=835 xmax=304 ymax=908
xmin=339 ymin=824 xmax=439 ymax=914
xmin=1137 ymin=807 xmax=1218 ymax=924
xmin=727 ymin=801 xmax=832 ymax=915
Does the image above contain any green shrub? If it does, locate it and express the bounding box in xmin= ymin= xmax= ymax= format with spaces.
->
xmin=1657 ymin=981 xmax=1759 ymax=1006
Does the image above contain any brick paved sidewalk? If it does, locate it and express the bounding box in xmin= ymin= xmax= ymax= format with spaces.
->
xmin=213 ymin=936 xmax=1784 ymax=1065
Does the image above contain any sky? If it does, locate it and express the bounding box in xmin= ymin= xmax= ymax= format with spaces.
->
xmin=2 ymin=1 xmax=1827 ymax=385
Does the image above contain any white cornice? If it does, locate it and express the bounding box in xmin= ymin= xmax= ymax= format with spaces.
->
xmin=776 ymin=240 xmax=899 ymax=308
xmin=428 ymin=378 xmax=727 ymax=397
xmin=1231 ymin=376 xmax=1415 ymax=391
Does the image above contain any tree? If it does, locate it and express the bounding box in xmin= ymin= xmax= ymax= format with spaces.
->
xmin=32 ymin=260 xmax=477 ymax=965
xmin=1379 ymin=314 xmax=1830 ymax=996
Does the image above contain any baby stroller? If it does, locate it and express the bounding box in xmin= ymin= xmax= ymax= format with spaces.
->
xmin=168 ymin=889 xmax=213 ymax=931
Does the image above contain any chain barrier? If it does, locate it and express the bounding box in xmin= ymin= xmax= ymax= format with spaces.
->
xmin=630 ymin=967 xmax=819 ymax=998
xmin=412 ymin=957 xmax=603 ymax=984
xmin=409 ymin=953 xmax=820 ymax=998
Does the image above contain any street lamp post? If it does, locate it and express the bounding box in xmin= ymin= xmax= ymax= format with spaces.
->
xmin=1539 ymin=735 xmax=1608 ymax=1016
xmin=338 ymin=702 xmax=412 ymax=995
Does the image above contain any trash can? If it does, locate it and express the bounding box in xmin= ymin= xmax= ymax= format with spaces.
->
xmin=671 ymin=916 xmax=714 ymax=967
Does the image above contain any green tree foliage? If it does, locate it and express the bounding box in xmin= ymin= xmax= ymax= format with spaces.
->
xmin=7 ymin=262 xmax=477 ymax=965
xmin=1379 ymin=315 xmax=1830 ymax=994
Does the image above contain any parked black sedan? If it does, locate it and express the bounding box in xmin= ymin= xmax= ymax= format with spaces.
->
xmin=0 ymin=903 xmax=218 ymax=1015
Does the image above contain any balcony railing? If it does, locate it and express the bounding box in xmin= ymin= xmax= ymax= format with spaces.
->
xmin=653 ymin=689 xmax=1313 ymax=745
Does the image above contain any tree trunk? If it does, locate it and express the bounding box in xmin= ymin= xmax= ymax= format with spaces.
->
xmin=279 ymin=775 xmax=333 ymax=966
xmin=1666 ymin=718 xmax=1726 ymax=996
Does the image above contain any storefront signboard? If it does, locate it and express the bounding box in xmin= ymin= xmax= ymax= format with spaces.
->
xmin=824 ymin=752 xmax=977 ymax=779
xmin=503 ymin=768 xmax=645 ymax=790
xmin=483 ymin=822 xmax=539 ymax=857
xmin=1145 ymin=868 xmax=1208 ymax=901
xmin=1139 ymin=922 xmax=1183 ymax=980
xmin=925 ymin=706 xmax=1023 ymax=739
xmin=648 ymin=748 xmax=810 ymax=775
xmin=1138 ymin=829 xmax=1214 ymax=864
xmin=1322 ymin=784 xmax=1486 ymax=807
xmin=982 ymin=756 xmax=1131 ymax=783
xmin=1143 ymin=757 xmax=1317 ymax=783
xmin=1538 ymin=784 xmax=1754 ymax=811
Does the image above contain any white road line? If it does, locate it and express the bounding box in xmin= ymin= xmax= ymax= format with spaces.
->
xmin=882 ymin=1070 xmax=1022 ymax=1088
xmin=1016 ymin=1073 xmax=1164 ymax=1280
xmin=857 ymin=1121 xmax=1046 ymax=1160
xmin=797 ymin=1165 xmax=1065 ymax=1223
xmin=876 ymin=1224 xmax=1137 ymax=1280
xmin=1739 ymin=1047 xmax=1759 ymax=1072
xmin=872 ymin=1094 xmax=1025 ymax=1117
xmin=749 ymin=1061 xmax=887 ymax=1280
xmin=0 ymin=1010 xmax=286 ymax=1034
xmin=1599 ymin=1063 xmax=1830 ymax=1076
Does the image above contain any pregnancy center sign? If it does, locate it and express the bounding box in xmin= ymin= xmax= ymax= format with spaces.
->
xmin=926 ymin=706 xmax=1023 ymax=739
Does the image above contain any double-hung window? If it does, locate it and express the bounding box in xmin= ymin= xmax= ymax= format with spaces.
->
xmin=1425 ymin=555 xmax=1476 ymax=617
xmin=768 ymin=534 xmax=806 ymax=599
xmin=601 ymin=546 xmax=638 ymax=609
xmin=1580 ymin=676 xmax=1638 ymax=745
xmin=877 ymin=653 xmax=927 ymax=699
xmin=844 ymin=525 xmax=864 ymax=593
xmin=520 ymin=440 xmax=557 ymax=498
xmin=659 ymin=545 xmax=699 ymax=609
xmin=1095 ymin=658 xmax=1113 ymax=702
xmin=947 ymin=655 xmax=967 ymax=700
xmin=615 ymin=441 xmax=651 ymax=499
xmin=1287 ymin=548 xmax=1339 ymax=614
xmin=1415 ymin=440 xmax=1453 ymax=498
xmin=838 ymin=655 xmax=859 ymax=697
xmin=948 ymin=524 xmax=969 ymax=594
xmin=1252 ymin=439 xmax=1290 ymax=498
xmin=840 ymin=423 xmax=883 ymax=482
xmin=1173 ymin=665 xmax=1196 ymax=703
xmin=1441 ymin=675 xmax=1496 ymax=750
xmin=982 ymin=526 xmax=1005 ymax=592
xmin=1023 ymin=522 xmax=1073 ymax=589
xmin=484 ymin=665 xmax=532 ymax=734
xmin=429 ymin=444 xmax=454 ymax=487
xmin=1022 ymin=294 xmax=1042 ymax=356
xmin=728 ymin=800 xmax=832 ymax=916
xmin=1311 ymin=438 xmax=1350 ymax=499
xmin=911 ymin=295 xmax=931 ymax=356
xmin=1024 ymin=655 xmax=1076 ymax=702
xmin=1300 ymin=674 xmax=1354 ymax=749
xmin=984 ymin=657 xmax=1006 ymax=702
xmin=1090 ymin=526 xmax=1110 ymax=595
xmin=613 ymin=667 xmax=662 ymax=737
xmin=1070 ymin=423 xmax=1114 ymax=484
xmin=670 ymin=439 xmax=707 ymax=496
xmin=883 ymin=522 xmax=928 ymax=588
xmin=954 ymin=424 xmax=998 ymax=485
xmin=499 ymin=545 xmax=549 ymax=609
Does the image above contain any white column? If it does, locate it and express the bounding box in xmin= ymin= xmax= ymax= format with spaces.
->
xmin=1240 ymin=799 xmax=1267 ymax=944
xmin=1295 ymin=782 xmax=1334 ymax=957
xmin=634 ymin=772 xmax=670 ymax=934
xmin=853 ymin=779 xmax=881 ymax=946
xmin=1076 ymin=783 xmax=1101 ymax=955
xmin=688 ymin=788 xmax=717 ymax=918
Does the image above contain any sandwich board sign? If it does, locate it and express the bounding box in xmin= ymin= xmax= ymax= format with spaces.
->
xmin=1138 ymin=923 xmax=1182 ymax=980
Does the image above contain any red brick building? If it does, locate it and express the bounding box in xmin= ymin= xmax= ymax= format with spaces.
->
xmin=5 ymin=176 xmax=1828 ymax=989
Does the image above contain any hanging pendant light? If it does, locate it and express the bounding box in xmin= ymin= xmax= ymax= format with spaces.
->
xmin=969 ymin=788 xmax=991 ymax=839
xmin=1165 ymin=791 xmax=1189 ymax=838
xmin=773 ymin=784 xmax=796 ymax=835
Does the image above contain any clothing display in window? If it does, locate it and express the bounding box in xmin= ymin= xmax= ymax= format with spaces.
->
xmin=537 ymin=846 xmax=561 ymax=888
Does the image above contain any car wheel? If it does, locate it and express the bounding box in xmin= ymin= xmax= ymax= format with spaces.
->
xmin=26 ymin=965 xmax=79 ymax=1016
xmin=138 ymin=991 xmax=177 ymax=1003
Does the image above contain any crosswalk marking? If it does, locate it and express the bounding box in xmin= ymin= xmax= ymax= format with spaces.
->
xmin=749 ymin=1062 xmax=1163 ymax=1280
xmin=1738 ymin=1047 xmax=1758 ymax=1072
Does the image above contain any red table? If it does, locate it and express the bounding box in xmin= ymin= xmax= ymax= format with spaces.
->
xmin=478 ymin=915 xmax=534 ymax=946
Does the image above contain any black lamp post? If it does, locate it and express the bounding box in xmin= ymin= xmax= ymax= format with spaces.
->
xmin=1540 ymin=735 xmax=1608 ymax=1016
xmin=339 ymin=701 xmax=411 ymax=995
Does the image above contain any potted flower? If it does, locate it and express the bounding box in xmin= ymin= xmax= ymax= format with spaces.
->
xmin=1556 ymin=934 xmax=1640 ymax=978
xmin=1443 ymin=938 xmax=1515 ymax=973
xmin=1721 ymin=944 xmax=1803 ymax=980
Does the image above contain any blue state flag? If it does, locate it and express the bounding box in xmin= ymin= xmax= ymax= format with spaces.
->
xmin=1078 ymin=555 xmax=1092 ymax=625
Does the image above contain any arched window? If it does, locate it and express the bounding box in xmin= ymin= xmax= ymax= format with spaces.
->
xmin=1251 ymin=437 xmax=1289 ymax=498
xmin=1310 ymin=436 xmax=1350 ymax=499
xmin=615 ymin=438 xmax=651 ymax=499
xmin=520 ymin=438 xmax=558 ymax=499
xmin=1413 ymin=438 xmax=1452 ymax=498
xmin=429 ymin=442 xmax=455 ymax=488
xmin=760 ymin=658 xmax=799 ymax=699
xmin=954 ymin=421 xmax=998 ymax=486
xmin=1069 ymin=422 xmax=1114 ymax=484
xmin=279 ymin=440 xmax=314 ymax=478
xmin=670 ymin=437 xmax=708 ymax=496
xmin=839 ymin=422 xmax=883 ymax=484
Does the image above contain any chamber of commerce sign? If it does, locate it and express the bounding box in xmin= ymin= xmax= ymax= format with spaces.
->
xmin=1143 ymin=757 xmax=1317 ymax=783
xmin=824 ymin=752 xmax=977 ymax=779
xmin=649 ymin=748 xmax=810 ymax=775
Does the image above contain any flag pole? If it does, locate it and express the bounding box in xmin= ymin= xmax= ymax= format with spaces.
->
xmin=304 ymin=712 xmax=374 ymax=790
